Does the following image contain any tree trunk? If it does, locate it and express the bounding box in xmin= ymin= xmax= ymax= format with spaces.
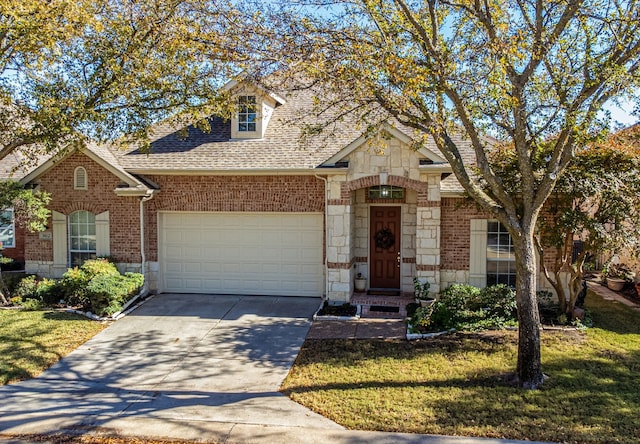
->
xmin=513 ymin=230 xmax=544 ymax=389
xmin=0 ymin=270 xmax=9 ymax=305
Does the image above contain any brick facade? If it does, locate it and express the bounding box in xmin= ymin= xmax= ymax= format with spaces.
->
xmin=25 ymin=152 xmax=142 ymax=264
xmin=440 ymin=197 xmax=485 ymax=270
xmin=440 ymin=196 xmax=560 ymax=271
xmin=144 ymin=175 xmax=325 ymax=261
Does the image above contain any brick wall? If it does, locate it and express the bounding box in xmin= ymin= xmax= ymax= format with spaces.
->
xmin=440 ymin=197 xmax=484 ymax=270
xmin=25 ymin=152 xmax=142 ymax=263
xmin=441 ymin=197 xmax=560 ymax=271
xmin=144 ymin=175 xmax=325 ymax=261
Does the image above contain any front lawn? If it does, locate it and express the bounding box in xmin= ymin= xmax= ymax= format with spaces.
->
xmin=282 ymin=291 xmax=640 ymax=443
xmin=0 ymin=310 xmax=108 ymax=385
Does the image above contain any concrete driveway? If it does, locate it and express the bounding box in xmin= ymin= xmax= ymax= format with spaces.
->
xmin=0 ymin=294 xmax=343 ymax=440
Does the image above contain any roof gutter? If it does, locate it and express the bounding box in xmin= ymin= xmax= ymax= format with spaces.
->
xmin=121 ymin=168 xmax=349 ymax=176
xmin=138 ymin=189 xmax=156 ymax=296
xmin=315 ymin=173 xmax=329 ymax=302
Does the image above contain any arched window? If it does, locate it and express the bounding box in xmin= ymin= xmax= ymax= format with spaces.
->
xmin=68 ymin=210 xmax=96 ymax=266
xmin=74 ymin=166 xmax=87 ymax=190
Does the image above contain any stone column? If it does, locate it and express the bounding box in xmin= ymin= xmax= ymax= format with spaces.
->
xmin=326 ymin=176 xmax=353 ymax=302
xmin=415 ymin=174 xmax=441 ymax=295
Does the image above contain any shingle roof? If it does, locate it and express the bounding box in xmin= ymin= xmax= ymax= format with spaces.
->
xmin=0 ymin=147 xmax=47 ymax=181
xmin=1 ymin=83 xmax=483 ymax=196
xmin=114 ymin=88 xmax=365 ymax=171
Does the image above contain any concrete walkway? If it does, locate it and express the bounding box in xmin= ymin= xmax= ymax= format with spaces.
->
xmin=587 ymin=280 xmax=640 ymax=309
xmin=0 ymin=293 xmax=551 ymax=444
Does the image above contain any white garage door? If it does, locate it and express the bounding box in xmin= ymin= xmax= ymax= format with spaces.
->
xmin=160 ymin=212 xmax=324 ymax=296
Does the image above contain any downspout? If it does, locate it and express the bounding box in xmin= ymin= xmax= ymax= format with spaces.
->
xmin=139 ymin=191 xmax=155 ymax=295
xmin=315 ymin=174 xmax=329 ymax=301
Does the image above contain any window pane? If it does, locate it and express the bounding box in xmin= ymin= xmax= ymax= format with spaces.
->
xmin=367 ymin=185 xmax=404 ymax=200
xmin=69 ymin=211 xmax=96 ymax=266
xmin=0 ymin=209 xmax=15 ymax=249
xmin=486 ymin=221 xmax=516 ymax=288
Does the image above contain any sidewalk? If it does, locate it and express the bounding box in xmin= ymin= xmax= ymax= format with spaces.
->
xmin=587 ymin=280 xmax=640 ymax=310
xmin=308 ymin=282 xmax=640 ymax=341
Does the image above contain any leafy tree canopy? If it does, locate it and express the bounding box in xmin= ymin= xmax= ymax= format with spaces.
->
xmin=258 ymin=0 xmax=640 ymax=388
xmin=0 ymin=0 xmax=250 ymax=163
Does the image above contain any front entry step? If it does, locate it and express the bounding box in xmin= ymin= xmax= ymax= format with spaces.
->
xmin=351 ymin=293 xmax=414 ymax=319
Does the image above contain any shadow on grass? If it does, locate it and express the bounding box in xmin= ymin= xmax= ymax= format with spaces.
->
xmin=282 ymin=292 xmax=640 ymax=442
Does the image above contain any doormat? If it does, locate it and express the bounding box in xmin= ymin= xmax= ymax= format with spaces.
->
xmin=369 ymin=305 xmax=400 ymax=313
xmin=367 ymin=290 xmax=401 ymax=296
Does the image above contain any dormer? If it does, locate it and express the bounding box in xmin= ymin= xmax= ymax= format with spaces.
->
xmin=224 ymin=80 xmax=286 ymax=140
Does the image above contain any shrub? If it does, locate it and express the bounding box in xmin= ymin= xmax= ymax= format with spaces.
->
xmin=408 ymin=305 xmax=436 ymax=333
xmin=60 ymin=258 xmax=119 ymax=306
xmin=428 ymin=284 xmax=481 ymax=331
xmin=414 ymin=284 xmax=518 ymax=333
xmin=13 ymin=275 xmax=38 ymax=301
xmin=37 ymin=278 xmax=61 ymax=305
xmin=474 ymin=284 xmax=517 ymax=320
xmin=81 ymin=258 xmax=119 ymax=278
xmin=85 ymin=272 xmax=144 ymax=317
xmin=59 ymin=267 xmax=90 ymax=306
xmin=21 ymin=298 xmax=44 ymax=311
xmin=12 ymin=275 xmax=62 ymax=306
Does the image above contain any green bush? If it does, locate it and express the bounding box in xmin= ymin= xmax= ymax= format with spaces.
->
xmin=85 ymin=272 xmax=144 ymax=317
xmin=12 ymin=275 xmax=62 ymax=306
xmin=474 ymin=284 xmax=517 ymax=320
xmin=37 ymin=278 xmax=61 ymax=305
xmin=21 ymin=298 xmax=44 ymax=311
xmin=428 ymin=284 xmax=481 ymax=331
xmin=81 ymin=258 xmax=119 ymax=278
xmin=60 ymin=258 xmax=119 ymax=306
xmin=415 ymin=284 xmax=518 ymax=333
xmin=13 ymin=275 xmax=38 ymax=301
xmin=59 ymin=258 xmax=143 ymax=316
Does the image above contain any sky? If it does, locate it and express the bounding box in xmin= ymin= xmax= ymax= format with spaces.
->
xmin=604 ymin=99 xmax=638 ymax=128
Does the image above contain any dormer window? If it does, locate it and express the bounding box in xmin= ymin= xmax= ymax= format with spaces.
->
xmin=238 ymin=95 xmax=257 ymax=132
xmin=74 ymin=166 xmax=88 ymax=190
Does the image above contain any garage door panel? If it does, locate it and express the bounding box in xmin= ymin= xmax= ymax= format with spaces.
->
xmin=161 ymin=212 xmax=323 ymax=297
xmin=184 ymin=263 xmax=202 ymax=273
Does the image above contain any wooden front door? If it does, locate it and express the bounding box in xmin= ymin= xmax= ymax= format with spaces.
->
xmin=370 ymin=206 xmax=401 ymax=289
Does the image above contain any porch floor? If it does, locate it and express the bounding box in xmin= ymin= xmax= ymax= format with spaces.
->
xmin=350 ymin=292 xmax=414 ymax=319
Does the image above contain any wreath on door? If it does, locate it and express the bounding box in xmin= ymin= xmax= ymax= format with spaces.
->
xmin=374 ymin=228 xmax=395 ymax=250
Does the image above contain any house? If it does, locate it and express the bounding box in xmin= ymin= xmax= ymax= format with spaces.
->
xmin=0 ymin=81 xmax=557 ymax=308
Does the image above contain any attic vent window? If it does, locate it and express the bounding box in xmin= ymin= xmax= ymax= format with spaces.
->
xmin=419 ymin=159 xmax=434 ymax=165
xmin=368 ymin=185 xmax=404 ymax=199
xmin=238 ymin=95 xmax=257 ymax=132
xmin=74 ymin=166 xmax=88 ymax=190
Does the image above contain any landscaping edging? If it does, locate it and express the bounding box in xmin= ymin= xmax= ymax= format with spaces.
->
xmin=313 ymin=301 xmax=362 ymax=320
xmin=406 ymin=328 xmax=453 ymax=340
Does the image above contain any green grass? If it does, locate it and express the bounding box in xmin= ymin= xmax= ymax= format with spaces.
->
xmin=282 ymin=291 xmax=640 ymax=443
xmin=0 ymin=309 xmax=108 ymax=384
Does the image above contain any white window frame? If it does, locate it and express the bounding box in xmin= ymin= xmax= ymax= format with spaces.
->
xmin=486 ymin=220 xmax=516 ymax=287
xmin=238 ymin=95 xmax=257 ymax=132
xmin=68 ymin=210 xmax=97 ymax=267
xmin=0 ymin=208 xmax=15 ymax=249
